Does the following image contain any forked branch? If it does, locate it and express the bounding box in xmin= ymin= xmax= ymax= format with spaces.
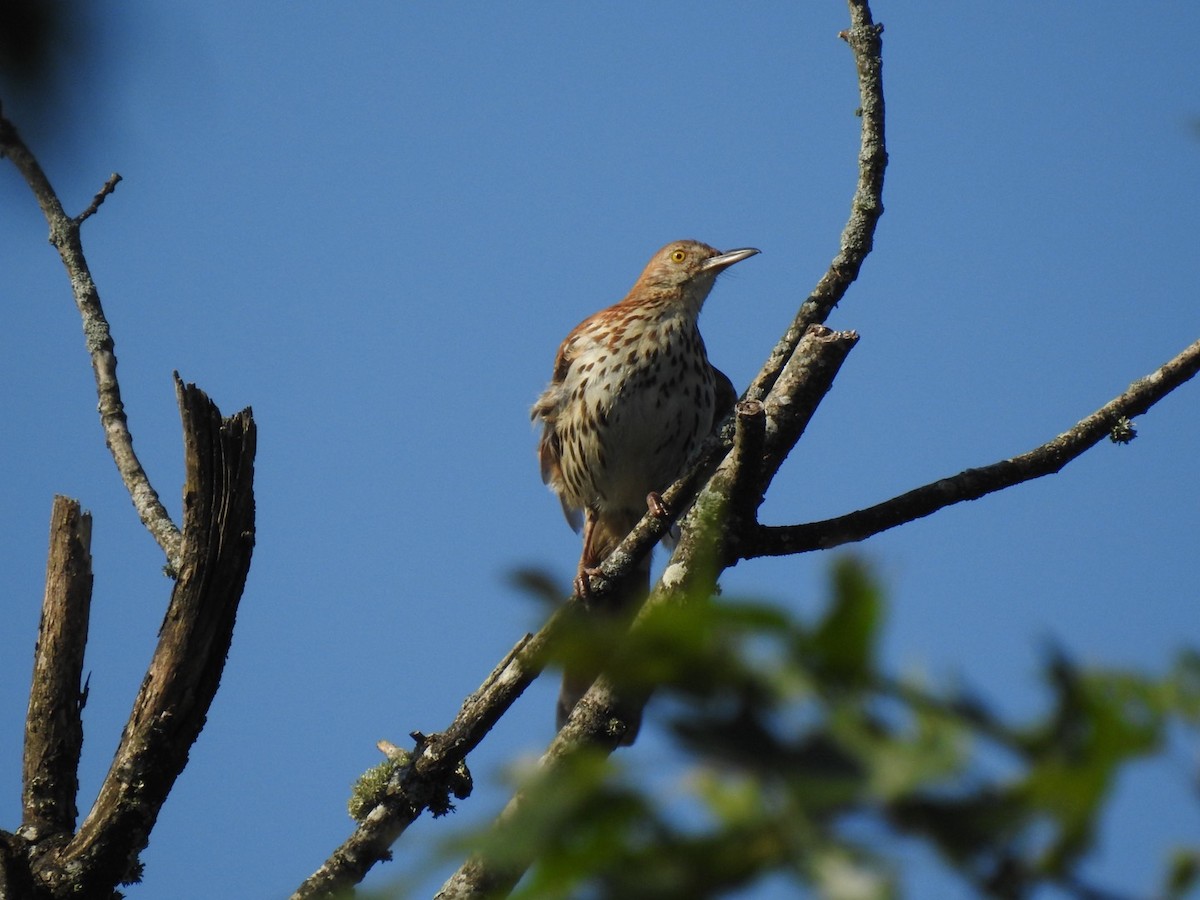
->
xmin=0 ymin=114 xmax=183 ymax=569
xmin=30 ymin=379 xmax=256 ymax=896
xmin=3 ymin=105 xmax=257 ymax=896
xmin=745 ymin=336 xmax=1200 ymax=557
xmin=746 ymin=0 xmax=886 ymax=405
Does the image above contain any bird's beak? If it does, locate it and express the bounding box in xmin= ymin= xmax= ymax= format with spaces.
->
xmin=702 ymin=247 xmax=761 ymax=272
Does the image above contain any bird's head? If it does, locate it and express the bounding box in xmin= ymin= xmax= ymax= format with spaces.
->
xmin=629 ymin=240 xmax=760 ymax=314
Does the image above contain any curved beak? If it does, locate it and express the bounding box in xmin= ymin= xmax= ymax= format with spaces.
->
xmin=702 ymin=247 xmax=761 ymax=272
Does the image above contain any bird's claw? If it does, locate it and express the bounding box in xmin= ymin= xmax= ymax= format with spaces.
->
xmin=646 ymin=491 xmax=669 ymax=518
xmin=574 ymin=565 xmax=602 ymax=599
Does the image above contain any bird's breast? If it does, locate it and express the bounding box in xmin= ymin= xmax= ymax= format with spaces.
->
xmin=558 ymin=314 xmax=716 ymax=514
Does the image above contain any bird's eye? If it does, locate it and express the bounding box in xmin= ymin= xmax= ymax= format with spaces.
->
xmin=670 ymin=249 xmax=687 ymax=263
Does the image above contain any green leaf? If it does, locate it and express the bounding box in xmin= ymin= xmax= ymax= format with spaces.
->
xmin=805 ymin=557 xmax=884 ymax=688
xmin=1165 ymin=848 xmax=1200 ymax=899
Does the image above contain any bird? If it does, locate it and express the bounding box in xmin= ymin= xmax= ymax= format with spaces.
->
xmin=531 ymin=239 xmax=760 ymax=737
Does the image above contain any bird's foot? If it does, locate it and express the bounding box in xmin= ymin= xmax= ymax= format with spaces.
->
xmin=646 ymin=491 xmax=669 ymax=518
xmin=574 ymin=565 xmax=602 ymax=599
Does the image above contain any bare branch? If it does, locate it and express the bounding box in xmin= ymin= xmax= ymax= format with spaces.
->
xmin=74 ymin=173 xmax=122 ymax=225
xmin=21 ymin=497 xmax=93 ymax=840
xmin=726 ymin=398 xmax=768 ymax=531
xmin=760 ymin=327 xmax=860 ymax=483
xmin=746 ymin=0 xmax=886 ymax=405
xmin=30 ymin=379 xmax=256 ymax=896
xmin=745 ymin=336 xmax=1200 ymax=557
xmin=0 ymin=114 xmax=183 ymax=569
xmin=293 ymin=631 xmax=552 ymax=898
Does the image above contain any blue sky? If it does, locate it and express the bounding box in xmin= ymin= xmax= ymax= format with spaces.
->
xmin=2 ymin=3 xmax=1198 ymax=898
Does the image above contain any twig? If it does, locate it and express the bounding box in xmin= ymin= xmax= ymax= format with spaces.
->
xmin=745 ymin=336 xmax=1200 ymax=557
xmin=0 ymin=115 xmax=183 ymax=569
xmin=75 ymin=173 xmax=122 ymax=225
xmin=745 ymin=0 xmax=886 ymax=405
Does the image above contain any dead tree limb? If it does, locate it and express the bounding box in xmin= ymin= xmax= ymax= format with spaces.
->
xmin=7 ymin=381 xmax=256 ymax=899
xmin=2 ymin=98 xmax=258 ymax=895
xmin=22 ymin=497 xmax=93 ymax=840
xmin=47 ymin=379 xmax=254 ymax=895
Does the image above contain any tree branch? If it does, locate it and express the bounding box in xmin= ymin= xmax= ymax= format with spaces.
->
xmin=30 ymin=378 xmax=256 ymax=896
xmin=21 ymin=497 xmax=93 ymax=841
xmin=745 ymin=336 xmax=1200 ymax=557
xmin=725 ymin=398 xmax=768 ymax=533
xmin=0 ymin=114 xmax=183 ymax=569
xmin=760 ymin=327 xmax=860 ymax=487
xmin=746 ymin=0 xmax=885 ymax=405
xmin=294 ymin=627 xmax=568 ymax=899
xmin=297 ymin=3 xmax=888 ymax=895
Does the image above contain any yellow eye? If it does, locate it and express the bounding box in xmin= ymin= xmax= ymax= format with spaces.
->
xmin=670 ymin=249 xmax=687 ymax=263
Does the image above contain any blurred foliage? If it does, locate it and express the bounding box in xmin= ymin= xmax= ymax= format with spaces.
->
xmin=461 ymin=558 xmax=1200 ymax=899
xmin=0 ymin=0 xmax=61 ymax=81
xmin=0 ymin=0 xmax=80 ymax=99
xmin=0 ymin=0 xmax=104 ymax=153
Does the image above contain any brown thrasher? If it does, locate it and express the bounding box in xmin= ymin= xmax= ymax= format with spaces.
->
xmin=531 ymin=239 xmax=759 ymax=736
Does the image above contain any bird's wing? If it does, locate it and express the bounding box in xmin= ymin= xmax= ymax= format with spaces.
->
xmin=532 ymin=335 xmax=584 ymax=533
xmin=712 ymin=364 xmax=738 ymax=422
